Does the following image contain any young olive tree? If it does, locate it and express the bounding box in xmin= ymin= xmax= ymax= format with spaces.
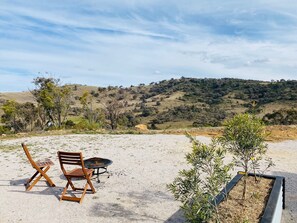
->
xmin=168 ymin=135 xmax=233 ymax=223
xmin=220 ymin=113 xmax=269 ymax=200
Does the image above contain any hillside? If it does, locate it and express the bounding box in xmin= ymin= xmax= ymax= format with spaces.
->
xmin=1 ymin=77 xmax=297 ymax=129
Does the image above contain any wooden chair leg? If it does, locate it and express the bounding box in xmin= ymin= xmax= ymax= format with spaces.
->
xmin=42 ymin=173 xmax=55 ymax=187
xmin=26 ymin=167 xmax=47 ymax=191
xmin=38 ymin=166 xmax=55 ymax=187
xmin=66 ymin=177 xmax=76 ymax=191
xmin=25 ymin=170 xmax=40 ymax=186
xmin=26 ymin=172 xmax=44 ymax=191
xmin=86 ymin=178 xmax=96 ymax=193
xmin=60 ymin=181 xmax=86 ymax=203
xmin=60 ymin=182 xmax=70 ymax=201
xmin=25 ymin=166 xmax=55 ymax=191
xmin=60 ymin=177 xmax=96 ymax=204
xmin=79 ymin=182 xmax=90 ymax=204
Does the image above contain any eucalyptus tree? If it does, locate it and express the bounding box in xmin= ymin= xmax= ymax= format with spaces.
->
xmin=79 ymin=91 xmax=105 ymax=127
xmin=1 ymin=100 xmax=37 ymax=132
xmin=31 ymin=77 xmax=72 ymax=128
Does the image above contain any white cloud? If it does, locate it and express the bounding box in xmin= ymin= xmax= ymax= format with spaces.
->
xmin=1 ymin=1 xmax=297 ymax=91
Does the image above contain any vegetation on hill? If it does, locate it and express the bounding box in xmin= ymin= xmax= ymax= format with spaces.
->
xmin=1 ymin=77 xmax=297 ymax=134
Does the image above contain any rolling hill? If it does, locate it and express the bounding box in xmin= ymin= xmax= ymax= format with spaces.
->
xmin=1 ymin=77 xmax=297 ymax=129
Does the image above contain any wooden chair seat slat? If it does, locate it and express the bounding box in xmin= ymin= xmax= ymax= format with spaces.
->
xmin=65 ymin=168 xmax=93 ymax=177
xmin=36 ymin=160 xmax=55 ymax=167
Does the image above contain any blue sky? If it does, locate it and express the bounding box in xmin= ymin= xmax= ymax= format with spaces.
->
xmin=1 ymin=1 xmax=297 ymax=92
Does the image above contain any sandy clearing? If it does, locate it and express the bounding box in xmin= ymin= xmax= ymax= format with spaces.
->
xmin=0 ymin=134 xmax=296 ymax=223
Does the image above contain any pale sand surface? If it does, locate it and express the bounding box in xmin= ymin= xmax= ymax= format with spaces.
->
xmin=0 ymin=134 xmax=296 ymax=223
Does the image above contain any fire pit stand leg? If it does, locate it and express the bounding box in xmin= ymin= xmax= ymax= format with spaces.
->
xmin=96 ymin=168 xmax=100 ymax=183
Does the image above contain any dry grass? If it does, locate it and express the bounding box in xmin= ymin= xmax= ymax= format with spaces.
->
xmin=162 ymin=125 xmax=297 ymax=142
xmin=265 ymin=125 xmax=297 ymax=141
xmin=1 ymin=125 xmax=297 ymax=142
xmin=261 ymin=101 xmax=297 ymax=115
xmin=0 ymin=91 xmax=35 ymax=104
xmin=0 ymin=144 xmax=20 ymax=152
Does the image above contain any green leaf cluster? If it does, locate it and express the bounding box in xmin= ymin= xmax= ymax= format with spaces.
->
xmin=221 ymin=114 xmax=267 ymax=159
xmin=168 ymin=135 xmax=233 ymax=222
xmin=31 ymin=77 xmax=72 ymax=128
xmin=220 ymin=113 xmax=269 ymax=199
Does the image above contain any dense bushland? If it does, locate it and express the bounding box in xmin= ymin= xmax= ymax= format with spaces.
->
xmin=1 ymin=77 xmax=297 ymax=133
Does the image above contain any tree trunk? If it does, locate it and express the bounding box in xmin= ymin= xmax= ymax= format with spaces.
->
xmin=242 ymin=159 xmax=249 ymax=200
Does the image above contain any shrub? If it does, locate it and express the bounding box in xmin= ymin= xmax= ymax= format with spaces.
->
xmin=0 ymin=125 xmax=9 ymax=134
xmin=64 ymin=120 xmax=76 ymax=129
xmin=75 ymin=119 xmax=102 ymax=130
xmin=168 ymin=135 xmax=233 ymax=222
xmin=262 ymin=109 xmax=297 ymax=125
xmin=219 ymin=113 xmax=270 ymax=199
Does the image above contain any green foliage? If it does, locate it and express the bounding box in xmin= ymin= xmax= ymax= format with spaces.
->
xmin=1 ymin=100 xmax=38 ymax=132
xmin=0 ymin=125 xmax=9 ymax=134
xmin=63 ymin=120 xmax=76 ymax=129
xmin=168 ymin=135 xmax=233 ymax=223
xmin=262 ymin=108 xmax=297 ymax=125
xmin=117 ymin=112 xmax=139 ymax=128
xmin=75 ymin=118 xmax=102 ymax=130
xmin=140 ymin=106 xmax=158 ymax=117
xmin=220 ymin=113 xmax=268 ymax=199
xmin=105 ymin=99 xmax=126 ymax=130
xmin=4 ymin=77 xmax=297 ymax=133
xmin=31 ymin=77 xmax=73 ymax=128
xmin=144 ymin=78 xmax=297 ymax=127
xmin=79 ymin=91 xmax=105 ymax=126
xmin=221 ymin=114 xmax=267 ymax=157
xmin=149 ymin=78 xmax=297 ymax=105
xmin=153 ymin=105 xmax=226 ymax=127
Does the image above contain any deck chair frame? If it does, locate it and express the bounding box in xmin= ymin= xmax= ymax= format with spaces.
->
xmin=22 ymin=143 xmax=55 ymax=191
xmin=58 ymin=151 xmax=96 ymax=204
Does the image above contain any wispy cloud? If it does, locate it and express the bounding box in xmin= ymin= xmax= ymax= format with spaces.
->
xmin=1 ymin=1 xmax=297 ymax=91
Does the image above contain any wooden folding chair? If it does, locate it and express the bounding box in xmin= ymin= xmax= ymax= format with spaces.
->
xmin=57 ymin=151 xmax=96 ymax=204
xmin=21 ymin=143 xmax=55 ymax=191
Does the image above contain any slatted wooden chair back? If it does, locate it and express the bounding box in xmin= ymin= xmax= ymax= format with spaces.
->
xmin=58 ymin=151 xmax=89 ymax=176
xmin=57 ymin=151 xmax=95 ymax=203
xmin=21 ymin=143 xmax=55 ymax=191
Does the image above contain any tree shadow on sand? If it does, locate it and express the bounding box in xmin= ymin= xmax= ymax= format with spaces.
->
xmin=90 ymin=202 xmax=163 ymax=222
xmin=164 ymin=209 xmax=185 ymax=223
xmin=89 ymin=189 xmax=182 ymax=222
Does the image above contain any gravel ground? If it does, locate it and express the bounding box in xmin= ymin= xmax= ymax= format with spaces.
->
xmin=0 ymin=134 xmax=296 ymax=222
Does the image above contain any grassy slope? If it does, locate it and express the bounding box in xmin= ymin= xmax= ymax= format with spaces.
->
xmin=1 ymin=78 xmax=297 ymax=129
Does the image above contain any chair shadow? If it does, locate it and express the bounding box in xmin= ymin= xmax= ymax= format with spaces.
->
xmin=90 ymin=202 xmax=164 ymax=222
xmin=10 ymin=178 xmax=27 ymax=186
xmin=8 ymin=178 xmax=63 ymax=201
xmin=58 ymin=174 xmax=85 ymax=181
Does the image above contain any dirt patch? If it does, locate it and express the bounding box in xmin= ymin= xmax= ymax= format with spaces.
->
xmin=161 ymin=125 xmax=297 ymax=142
xmin=216 ymin=176 xmax=274 ymax=223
